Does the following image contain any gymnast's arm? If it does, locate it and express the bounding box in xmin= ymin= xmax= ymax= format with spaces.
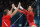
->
xmin=22 ymin=8 xmax=28 ymax=13
xmin=9 ymin=4 xmax=15 ymax=14
xmin=9 ymin=8 xmax=13 ymax=14
xmin=20 ymin=6 xmax=28 ymax=14
xmin=18 ymin=9 xmax=27 ymax=15
xmin=18 ymin=2 xmax=28 ymax=14
xmin=11 ymin=8 xmax=19 ymax=17
xmin=11 ymin=2 xmax=20 ymax=17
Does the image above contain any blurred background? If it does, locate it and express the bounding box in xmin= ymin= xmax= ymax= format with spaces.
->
xmin=0 ymin=0 xmax=39 ymax=27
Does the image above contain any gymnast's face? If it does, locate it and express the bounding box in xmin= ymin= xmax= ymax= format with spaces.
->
xmin=28 ymin=6 xmax=33 ymax=11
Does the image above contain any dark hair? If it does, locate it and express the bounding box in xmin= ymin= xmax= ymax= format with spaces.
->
xmin=28 ymin=5 xmax=33 ymax=8
xmin=3 ymin=9 xmax=9 ymax=15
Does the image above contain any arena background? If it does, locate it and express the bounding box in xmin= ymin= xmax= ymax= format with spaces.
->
xmin=0 ymin=0 xmax=39 ymax=27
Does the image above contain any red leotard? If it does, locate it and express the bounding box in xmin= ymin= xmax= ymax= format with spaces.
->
xmin=2 ymin=15 xmax=11 ymax=27
xmin=18 ymin=9 xmax=37 ymax=27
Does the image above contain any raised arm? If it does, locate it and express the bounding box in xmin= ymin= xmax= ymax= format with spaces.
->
xmin=11 ymin=2 xmax=20 ymax=17
xmin=11 ymin=8 xmax=19 ymax=17
xmin=9 ymin=8 xmax=13 ymax=14
xmin=20 ymin=6 xmax=28 ymax=13
xmin=9 ymin=4 xmax=15 ymax=14
xmin=18 ymin=9 xmax=27 ymax=15
xmin=12 ymin=2 xmax=27 ymax=15
xmin=19 ymin=2 xmax=28 ymax=13
xmin=23 ymin=8 xmax=28 ymax=13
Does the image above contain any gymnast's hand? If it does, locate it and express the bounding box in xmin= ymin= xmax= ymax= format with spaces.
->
xmin=17 ymin=2 xmax=21 ymax=8
xmin=12 ymin=4 xmax=15 ymax=9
